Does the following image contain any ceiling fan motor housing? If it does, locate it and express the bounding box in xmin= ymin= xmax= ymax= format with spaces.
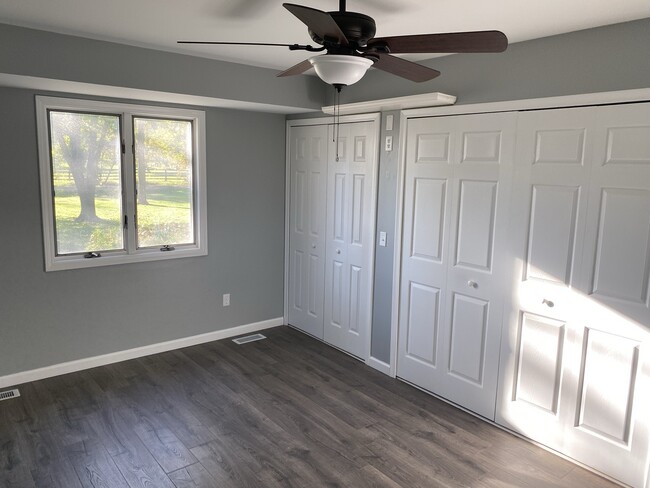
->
xmin=309 ymin=11 xmax=376 ymax=51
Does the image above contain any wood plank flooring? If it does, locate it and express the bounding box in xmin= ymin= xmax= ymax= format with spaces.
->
xmin=0 ymin=326 xmax=619 ymax=487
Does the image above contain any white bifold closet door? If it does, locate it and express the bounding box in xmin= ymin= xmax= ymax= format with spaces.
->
xmin=497 ymin=103 xmax=650 ymax=488
xmin=288 ymin=120 xmax=378 ymax=360
xmin=323 ymin=122 xmax=378 ymax=359
xmin=397 ymin=112 xmax=516 ymax=419
xmin=288 ymin=124 xmax=328 ymax=338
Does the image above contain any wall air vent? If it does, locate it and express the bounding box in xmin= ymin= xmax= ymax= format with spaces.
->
xmin=232 ymin=333 xmax=266 ymax=345
xmin=0 ymin=389 xmax=20 ymax=401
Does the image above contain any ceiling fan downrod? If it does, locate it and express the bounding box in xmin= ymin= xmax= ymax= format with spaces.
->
xmin=339 ymin=0 xmax=346 ymax=12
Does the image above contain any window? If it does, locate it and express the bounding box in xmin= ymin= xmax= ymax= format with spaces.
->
xmin=36 ymin=96 xmax=207 ymax=271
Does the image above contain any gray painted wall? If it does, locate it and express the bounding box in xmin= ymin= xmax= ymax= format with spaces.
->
xmin=0 ymin=87 xmax=286 ymax=377
xmin=0 ymin=23 xmax=327 ymax=111
xmin=370 ymin=111 xmax=400 ymax=363
xmin=1 ymin=17 xmax=649 ymax=374
xmin=343 ymin=18 xmax=650 ymax=105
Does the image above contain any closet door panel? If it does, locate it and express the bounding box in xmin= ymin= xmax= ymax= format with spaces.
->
xmin=565 ymin=103 xmax=650 ymax=488
xmin=525 ymin=185 xmax=580 ymax=285
xmin=288 ymin=125 xmax=328 ymax=338
xmin=513 ymin=312 xmax=565 ymax=414
xmin=442 ymin=113 xmax=516 ymax=419
xmin=497 ymin=107 xmax=594 ymax=446
xmin=398 ymin=112 xmax=516 ymax=419
xmin=498 ymin=103 xmax=650 ymax=488
xmin=324 ymin=121 xmax=378 ymax=359
xmin=398 ymin=117 xmax=454 ymax=389
xmin=405 ymin=282 xmax=441 ymax=366
xmin=453 ymin=179 xmax=498 ymax=271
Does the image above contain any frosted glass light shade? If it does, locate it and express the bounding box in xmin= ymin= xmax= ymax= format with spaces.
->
xmin=309 ymin=55 xmax=374 ymax=86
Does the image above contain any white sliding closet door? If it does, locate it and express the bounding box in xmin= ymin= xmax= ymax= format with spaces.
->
xmin=288 ymin=125 xmax=328 ymax=338
xmin=497 ymin=103 xmax=650 ymax=488
xmin=397 ymin=112 xmax=516 ymax=419
xmin=324 ymin=121 xmax=378 ymax=359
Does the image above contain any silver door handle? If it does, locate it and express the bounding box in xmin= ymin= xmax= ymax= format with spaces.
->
xmin=336 ymin=249 xmax=341 ymax=254
xmin=542 ymin=299 xmax=555 ymax=308
xmin=467 ymin=281 xmax=478 ymax=289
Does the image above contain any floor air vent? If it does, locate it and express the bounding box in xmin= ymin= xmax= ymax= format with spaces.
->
xmin=232 ymin=333 xmax=266 ymax=345
xmin=0 ymin=389 xmax=20 ymax=402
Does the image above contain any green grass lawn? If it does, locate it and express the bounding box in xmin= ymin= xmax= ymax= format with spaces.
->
xmin=54 ymin=184 xmax=192 ymax=254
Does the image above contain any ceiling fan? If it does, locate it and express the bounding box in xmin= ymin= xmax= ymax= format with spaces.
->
xmin=179 ymin=0 xmax=508 ymax=88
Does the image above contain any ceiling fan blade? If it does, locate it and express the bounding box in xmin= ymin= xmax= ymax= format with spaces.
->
xmin=283 ymin=3 xmax=349 ymax=45
xmin=368 ymin=53 xmax=440 ymax=82
xmin=277 ymin=59 xmax=313 ymax=77
xmin=368 ymin=31 xmax=508 ymax=53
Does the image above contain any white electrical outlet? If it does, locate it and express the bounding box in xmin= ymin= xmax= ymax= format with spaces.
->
xmin=223 ymin=293 xmax=230 ymax=307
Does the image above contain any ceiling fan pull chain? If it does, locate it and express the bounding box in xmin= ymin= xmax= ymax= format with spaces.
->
xmin=334 ymin=85 xmax=342 ymax=161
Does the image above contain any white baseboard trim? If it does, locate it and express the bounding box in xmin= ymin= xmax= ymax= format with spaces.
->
xmin=366 ymin=356 xmax=391 ymax=376
xmin=0 ymin=317 xmax=284 ymax=389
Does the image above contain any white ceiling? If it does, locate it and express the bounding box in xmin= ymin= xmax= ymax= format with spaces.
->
xmin=1 ymin=0 xmax=650 ymax=72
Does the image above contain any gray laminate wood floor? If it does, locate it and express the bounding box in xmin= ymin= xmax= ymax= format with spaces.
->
xmin=0 ymin=326 xmax=619 ymax=487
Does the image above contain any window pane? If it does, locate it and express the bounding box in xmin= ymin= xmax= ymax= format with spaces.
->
xmin=134 ymin=118 xmax=194 ymax=248
xmin=49 ymin=111 xmax=123 ymax=255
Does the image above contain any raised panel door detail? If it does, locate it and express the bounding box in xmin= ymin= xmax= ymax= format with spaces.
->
xmin=297 ymin=137 xmax=307 ymax=160
xmin=293 ymin=250 xmax=304 ymax=311
xmin=311 ymin=136 xmax=323 ymax=161
xmin=308 ymin=255 xmax=319 ymax=316
xmin=349 ymin=266 xmax=362 ymax=334
xmin=455 ymin=180 xmax=497 ymax=271
xmin=406 ymin=282 xmax=440 ymax=366
xmin=416 ymin=133 xmax=450 ymax=163
xmin=577 ymin=328 xmax=640 ymax=445
xmin=591 ymin=188 xmax=650 ymax=305
xmin=294 ymin=171 xmax=305 ymax=233
xmin=333 ymin=173 xmax=346 ymax=242
xmin=534 ymin=129 xmax=585 ymax=165
xmin=331 ymin=260 xmax=344 ymax=327
xmin=337 ymin=137 xmax=348 ymax=163
xmin=514 ymin=312 xmax=565 ymax=414
xmin=525 ymin=185 xmax=580 ymax=285
xmin=351 ymin=175 xmax=365 ymax=246
xmin=448 ymin=293 xmax=489 ymax=385
xmin=309 ymin=172 xmax=322 ymax=237
xmin=354 ymin=136 xmax=367 ymax=162
xmin=411 ymin=178 xmax=446 ymax=262
xmin=461 ymin=131 xmax=502 ymax=164
xmin=605 ymin=126 xmax=650 ymax=165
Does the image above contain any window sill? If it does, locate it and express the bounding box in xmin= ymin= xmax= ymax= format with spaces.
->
xmin=45 ymin=246 xmax=208 ymax=272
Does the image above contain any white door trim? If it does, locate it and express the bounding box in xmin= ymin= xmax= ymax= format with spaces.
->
xmin=389 ymin=86 xmax=650 ymax=377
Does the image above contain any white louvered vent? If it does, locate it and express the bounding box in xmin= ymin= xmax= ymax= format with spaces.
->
xmin=232 ymin=333 xmax=266 ymax=345
xmin=0 ymin=389 xmax=20 ymax=402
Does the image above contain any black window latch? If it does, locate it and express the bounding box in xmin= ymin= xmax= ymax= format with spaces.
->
xmin=84 ymin=252 xmax=101 ymax=259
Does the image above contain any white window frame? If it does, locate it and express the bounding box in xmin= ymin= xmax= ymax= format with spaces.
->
xmin=36 ymin=96 xmax=208 ymax=271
